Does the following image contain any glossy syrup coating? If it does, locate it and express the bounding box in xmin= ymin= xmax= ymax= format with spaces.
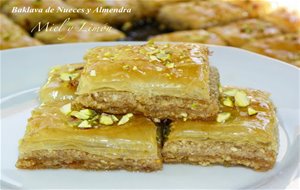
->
xmin=77 ymin=43 xmax=211 ymax=100
xmin=168 ymin=87 xmax=278 ymax=151
xmin=39 ymin=63 xmax=84 ymax=103
xmin=242 ymin=33 xmax=300 ymax=65
xmin=150 ymin=30 xmax=227 ymax=46
xmin=208 ymin=19 xmax=283 ymax=47
xmin=19 ymin=100 xmax=159 ymax=159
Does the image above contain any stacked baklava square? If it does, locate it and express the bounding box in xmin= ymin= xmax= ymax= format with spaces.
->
xmin=16 ymin=42 xmax=278 ymax=172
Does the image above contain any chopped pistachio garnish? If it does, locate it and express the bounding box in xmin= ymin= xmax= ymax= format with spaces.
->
xmin=111 ymin=115 xmax=119 ymax=122
xmin=60 ymin=72 xmax=79 ymax=81
xmin=235 ymin=91 xmax=250 ymax=107
xmin=166 ymin=62 xmax=175 ymax=68
xmin=132 ymin=66 xmax=138 ymax=71
xmin=90 ymin=70 xmax=96 ymax=76
xmin=180 ymin=112 xmax=188 ymax=121
xmin=104 ymin=52 xmax=112 ymax=57
xmin=217 ymin=112 xmax=231 ymax=123
xmin=191 ymin=103 xmax=198 ymax=110
xmin=78 ymin=120 xmax=92 ymax=128
xmin=70 ymin=109 xmax=96 ymax=120
xmin=223 ymin=97 xmax=234 ymax=107
xmin=60 ymin=103 xmax=72 ymax=115
xmin=99 ymin=113 xmax=114 ymax=125
xmin=118 ymin=113 xmax=133 ymax=126
xmin=150 ymin=55 xmax=159 ymax=61
xmin=223 ymin=89 xmax=238 ymax=97
xmin=248 ymin=107 xmax=258 ymax=116
xmin=156 ymin=51 xmax=171 ymax=61
xmin=122 ymin=64 xmax=130 ymax=70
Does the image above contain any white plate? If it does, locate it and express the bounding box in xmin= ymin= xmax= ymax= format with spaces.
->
xmin=1 ymin=42 xmax=299 ymax=189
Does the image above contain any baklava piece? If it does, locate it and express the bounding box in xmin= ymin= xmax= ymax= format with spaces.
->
xmin=157 ymin=1 xmax=248 ymax=30
xmin=242 ymin=33 xmax=300 ymax=66
xmin=163 ymin=87 xmax=278 ymax=171
xmin=0 ymin=13 xmax=42 ymax=50
xmin=262 ymin=8 xmax=300 ymax=33
xmin=224 ymin=0 xmax=271 ymax=18
xmin=16 ymin=100 xmax=162 ymax=172
xmin=150 ymin=30 xmax=226 ymax=45
xmin=74 ymin=43 xmax=220 ymax=120
xmin=65 ymin=0 xmax=142 ymax=26
xmin=139 ymin=0 xmax=189 ymax=18
xmin=1 ymin=0 xmax=79 ymax=31
xmin=39 ymin=63 xmax=84 ymax=103
xmin=208 ymin=19 xmax=283 ymax=47
xmin=34 ymin=19 xmax=125 ymax=44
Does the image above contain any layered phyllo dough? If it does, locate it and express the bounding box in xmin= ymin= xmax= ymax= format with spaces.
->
xmin=242 ymin=33 xmax=300 ymax=66
xmin=39 ymin=63 xmax=84 ymax=103
xmin=74 ymin=43 xmax=220 ymax=120
xmin=163 ymin=87 xmax=278 ymax=171
xmin=262 ymin=8 xmax=300 ymax=33
xmin=224 ymin=0 xmax=271 ymax=18
xmin=208 ymin=19 xmax=283 ymax=47
xmin=157 ymin=1 xmax=248 ymax=30
xmin=16 ymin=100 xmax=162 ymax=171
xmin=150 ymin=30 xmax=226 ymax=45
xmin=1 ymin=0 xmax=79 ymax=31
xmin=0 ymin=13 xmax=42 ymax=50
xmin=138 ymin=0 xmax=190 ymax=17
xmin=65 ymin=0 xmax=142 ymax=25
xmin=34 ymin=19 xmax=125 ymax=44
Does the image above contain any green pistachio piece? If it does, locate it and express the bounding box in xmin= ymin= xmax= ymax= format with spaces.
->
xmin=248 ymin=107 xmax=258 ymax=115
xmin=78 ymin=120 xmax=92 ymax=128
xmin=223 ymin=97 xmax=234 ymax=107
xmin=223 ymin=89 xmax=238 ymax=97
xmin=217 ymin=112 xmax=231 ymax=123
xmin=111 ymin=115 xmax=119 ymax=122
xmin=60 ymin=103 xmax=72 ymax=115
xmin=235 ymin=91 xmax=250 ymax=107
xmin=165 ymin=62 xmax=175 ymax=68
xmin=118 ymin=113 xmax=133 ymax=126
xmin=99 ymin=113 xmax=114 ymax=125
xmin=71 ymin=109 xmax=96 ymax=120
xmin=60 ymin=72 xmax=79 ymax=81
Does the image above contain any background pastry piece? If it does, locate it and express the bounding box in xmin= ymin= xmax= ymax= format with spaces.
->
xmin=65 ymin=0 xmax=142 ymax=26
xmin=262 ymin=8 xmax=300 ymax=33
xmin=208 ymin=19 xmax=283 ymax=47
xmin=242 ymin=33 xmax=300 ymax=67
xmin=34 ymin=19 xmax=125 ymax=44
xmin=162 ymin=87 xmax=278 ymax=171
xmin=39 ymin=63 xmax=84 ymax=103
xmin=157 ymin=1 xmax=248 ymax=30
xmin=1 ymin=0 xmax=79 ymax=31
xmin=16 ymin=100 xmax=162 ymax=172
xmin=0 ymin=13 xmax=42 ymax=50
xmin=150 ymin=30 xmax=227 ymax=45
xmin=138 ymin=0 xmax=190 ymax=18
xmin=224 ymin=0 xmax=271 ymax=18
xmin=74 ymin=43 xmax=220 ymax=120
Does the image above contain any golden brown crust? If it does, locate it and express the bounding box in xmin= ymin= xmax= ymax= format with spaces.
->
xmin=73 ymin=67 xmax=220 ymax=120
xmin=16 ymin=149 xmax=162 ymax=172
xmin=150 ymin=30 xmax=227 ymax=45
xmin=0 ymin=13 xmax=42 ymax=50
xmin=157 ymin=1 xmax=248 ymax=30
xmin=242 ymin=33 xmax=300 ymax=65
xmin=208 ymin=19 xmax=283 ymax=47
